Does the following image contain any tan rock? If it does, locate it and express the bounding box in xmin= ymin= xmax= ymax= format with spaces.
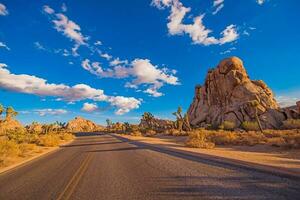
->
xmin=66 ymin=116 xmax=103 ymax=132
xmin=187 ymin=57 xmax=285 ymax=129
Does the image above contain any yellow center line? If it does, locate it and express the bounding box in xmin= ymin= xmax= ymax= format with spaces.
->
xmin=57 ymin=153 xmax=93 ymax=200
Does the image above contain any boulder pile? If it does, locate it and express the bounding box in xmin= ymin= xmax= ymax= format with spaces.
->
xmin=187 ymin=57 xmax=298 ymax=129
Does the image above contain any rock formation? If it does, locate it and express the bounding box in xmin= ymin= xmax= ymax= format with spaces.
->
xmin=66 ymin=117 xmax=103 ymax=132
xmin=297 ymin=101 xmax=300 ymax=114
xmin=188 ymin=57 xmax=288 ymax=129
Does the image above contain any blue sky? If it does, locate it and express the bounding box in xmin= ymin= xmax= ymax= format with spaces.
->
xmin=0 ymin=0 xmax=299 ymax=125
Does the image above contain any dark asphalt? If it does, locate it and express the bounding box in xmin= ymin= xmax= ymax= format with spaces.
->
xmin=0 ymin=133 xmax=300 ymax=200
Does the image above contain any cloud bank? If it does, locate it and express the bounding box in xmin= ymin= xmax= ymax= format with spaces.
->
xmin=0 ymin=63 xmax=141 ymax=115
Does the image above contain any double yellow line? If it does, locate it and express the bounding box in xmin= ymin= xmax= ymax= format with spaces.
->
xmin=57 ymin=153 xmax=93 ymax=200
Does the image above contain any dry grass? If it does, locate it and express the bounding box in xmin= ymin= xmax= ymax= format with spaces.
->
xmin=130 ymin=130 xmax=142 ymax=137
xmin=282 ymin=119 xmax=300 ymax=129
xmin=165 ymin=129 xmax=188 ymax=136
xmin=241 ymin=121 xmax=260 ymax=131
xmin=185 ymin=129 xmax=300 ymax=149
xmin=59 ymin=132 xmax=74 ymax=141
xmin=144 ymin=129 xmax=157 ymax=137
xmin=185 ymin=130 xmax=215 ymax=149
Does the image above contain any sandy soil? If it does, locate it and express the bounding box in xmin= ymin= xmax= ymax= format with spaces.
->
xmin=120 ymin=134 xmax=300 ymax=175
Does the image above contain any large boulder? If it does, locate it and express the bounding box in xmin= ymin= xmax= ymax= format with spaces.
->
xmin=66 ymin=117 xmax=103 ymax=132
xmin=187 ymin=57 xmax=287 ymax=129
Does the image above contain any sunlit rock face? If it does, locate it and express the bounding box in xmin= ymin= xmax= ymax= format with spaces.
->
xmin=187 ymin=57 xmax=288 ymax=129
xmin=66 ymin=116 xmax=103 ymax=132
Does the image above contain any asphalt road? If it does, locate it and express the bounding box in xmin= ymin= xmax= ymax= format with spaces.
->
xmin=0 ymin=133 xmax=300 ymax=200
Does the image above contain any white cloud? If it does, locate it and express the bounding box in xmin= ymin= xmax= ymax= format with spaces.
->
xmin=34 ymin=109 xmax=68 ymax=116
xmin=213 ymin=0 xmax=224 ymax=7
xmin=152 ymin=0 xmax=238 ymax=45
xmin=81 ymin=58 xmax=179 ymax=97
xmin=109 ymin=58 xmax=128 ymax=66
xmin=94 ymin=40 xmax=102 ymax=46
xmin=0 ymin=41 xmax=10 ymax=50
xmin=0 ymin=3 xmax=8 ymax=16
xmin=212 ymin=0 xmax=224 ymax=15
xmin=257 ymin=0 xmax=265 ymax=5
xmin=81 ymin=102 xmax=98 ymax=112
xmin=212 ymin=4 xmax=224 ymax=15
xmin=100 ymin=53 xmax=112 ymax=60
xmin=61 ymin=3 xmax=67 ymax=12
xmin=220 ymin=47 xmax=236 ymax=55
xmin=107 ymin=96 xmax=142 ymax=115
xmin=275 ymin=89 xmax=300 ymax=108
xmin=34 ymin=42 xmax=46 ymax=51
xmin=0 ymin=63 xmax=141 ymax=115
xmin=44 ymin=5 xmax=88 ymax=46
xmin=43 ymin=5 xmax=55 ymax=14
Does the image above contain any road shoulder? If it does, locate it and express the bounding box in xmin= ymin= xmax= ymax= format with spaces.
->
xmin=0 ymin=139 xmax=74 ymax=175
xmin=115 ymin=134 xmax=300 ymax=180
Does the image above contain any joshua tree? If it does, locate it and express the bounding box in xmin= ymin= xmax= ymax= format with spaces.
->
xmin=172 ymin=106 xmax=191 ymax=131
xmin=248 ymin=100 xmax=263 ymax=133
xmin=5 ymin=106 xmax=18 ymax=120
xmin=124 ymin=122 xmax=130 ymax=132
xmin=106 ymin=119 xmax=112 ymax=128
xmin=142 ymin=112 xmax=154 ymax=129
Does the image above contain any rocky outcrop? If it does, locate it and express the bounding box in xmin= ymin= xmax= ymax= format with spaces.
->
xmin=66 ymin=117 xmax=103 ymax=132
xmin=187 ymin=57 xmax=287 ymax=129
xmin=297 ymin=101 xmax=300 ymax=114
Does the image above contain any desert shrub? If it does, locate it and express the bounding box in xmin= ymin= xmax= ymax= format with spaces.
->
xmin=144 ymin=129 xmax=157 ymax=137
xmin=5 ymin=128 xmax=27 ymax=143
xmin=130 ymin=130 xmax=142 ymax=137
xmin=241 ymin=121 xmax=260 ymax=131
xmin=38 ymin=134 xmax=60 ymax=147
xmin=0 ymin=139 xmax=21 ymax=166
xmin=59 ymin=133 xmax=74 ymax=141
xmin=267 ymin=137 xmax=286 ymax=147
xmin=186 ymin=130 xmax=215 ymax=149
xmin=219 ymin=121 xmax=236 ymax=131
xmin=282 ymin=119 xmax=300 ymax=130
xmin=239 ymin=132 xmax=266 ymax=146
xmin=209 ymin=131 xmax=239 ymax=145
xmin=18 ymin=143 xmax=37 ymax=157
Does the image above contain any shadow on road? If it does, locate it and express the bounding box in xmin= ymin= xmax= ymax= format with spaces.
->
xmin=87 ymin=146 xmax=144 ymax=153
xmin=62 ymin=141 xmax=124 ymax=148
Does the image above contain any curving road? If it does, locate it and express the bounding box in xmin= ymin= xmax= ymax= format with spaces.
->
xmin=0 ymin=133 xmax=300 ymax=200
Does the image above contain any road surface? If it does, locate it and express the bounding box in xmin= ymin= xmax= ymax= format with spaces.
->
xmin=0 ymin=133 xmax=299 ymax=200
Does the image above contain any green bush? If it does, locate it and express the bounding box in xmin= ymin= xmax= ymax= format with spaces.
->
xmin=282 ymin=119 xmax=300 ymax=129
xmin=219 ymin=121 xmax=236 ymax=131
xmin=241 ymin=121 xmax=260 ymax=131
